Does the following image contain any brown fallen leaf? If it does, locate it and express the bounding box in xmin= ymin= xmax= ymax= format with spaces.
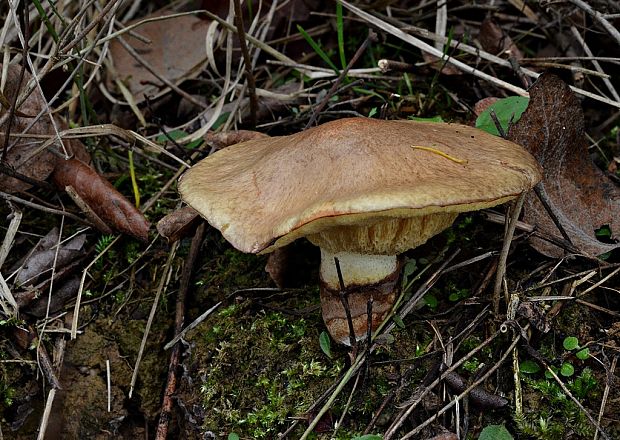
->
xmin=472 ymin=96 xmax=500 ymax=117
xmin=0 ymin=64 xmax=89 ymax=192
xmin=108 ymin=10 xmax=212 ymax=103
xmin=156 ymin=205 xmax=201 ymax=243
xmin=14 ymin=232 xmax=86 ymax=287
xmin=508 ymin=72 xmax=620 ymax=257
xmin=26 ymin=276 xmax=81 ymax=318
xmin=203 ymin=130 xmax=268 ymax=151
xmin=478 ymin=17 xmax=523 ymax=60
xmin=52 ymin=158 xmax=150 ymax=242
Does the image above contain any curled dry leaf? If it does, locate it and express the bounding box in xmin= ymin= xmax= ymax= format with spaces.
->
xmin=52 ymin=158 xmax=150 ymax=242
xmin=508 ymin=73 xmax=620 ymax=257
xmin=0 ymin=64 xmax=89 ymax=192
xmin=156 ymin=205 xmax=201 ymax=243
xmin=108 ymin=11 xmax=212 ymax=103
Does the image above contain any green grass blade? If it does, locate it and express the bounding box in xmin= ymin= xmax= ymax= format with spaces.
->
xmin=336 ymin=1 xmax=346 ymax=70
xmin=296 ymin=24 xmax=339 ymax=74
xmin=32 ymin=0 xmax=59 ymax=42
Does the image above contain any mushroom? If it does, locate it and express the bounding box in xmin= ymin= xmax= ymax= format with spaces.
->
xmin=178 ymin=118 xmax=542 ymax=344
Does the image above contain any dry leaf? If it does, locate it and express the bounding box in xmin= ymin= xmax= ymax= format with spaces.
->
xmin=108 ymin=11 xmax=212 ymax=103
xmin=14 ymin=231 xmax=86 ymax=287
xmin=0 ymin=64 xmax=89 ymax=192
xmin=478 ymin=17 xmax=523 ymax=60
xmin=508 ymin=73 xmax=620 ymax=257
xmin=156 ymin=205 xmax=201 ymax=243
xmin=52 ymin=158 xmax=150 ymax=242
xmin=203 ymin=130 xmax=268 ymax=151
xmin=26 ymin=276 xmax=81 ymax=318
xmin=472 ymin=96 xmax=500 ymax=117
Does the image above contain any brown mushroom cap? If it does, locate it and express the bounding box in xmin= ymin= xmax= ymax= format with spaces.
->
xmin=179 ymin=118 xmax=542 ymax=254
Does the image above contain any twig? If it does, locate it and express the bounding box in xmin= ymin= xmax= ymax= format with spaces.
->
xmin=533 ymin=185 xmax=574 ymax=245
xmin=129 ymin=241 xmax=178 ymax=398
xmin=493 ymin=193 xmax=526 ymax=315
xmin=232 ymin=0 xmax=258 ymax=128
xmin=334 ymin=257 xmax=357 ymax=349
xmin=595 ymin=356 xmax=617 ymax=440
xmin=301 ymin=251 xmax=458 ymax=440
xmin=36 ymin=388 xmax=57 ymax=440
xmin=156 ymin=224 xmax=205 ymax=439
xmin=306 ymin=30 xmax=377 ymax=128
xmin=0 ymin=191 xmax=91 ymax=225
xmin=115 ymin=36 xmax=208 ymax=110
xmin=544 ymin=364 xmax=610 ymax=440
xmin=384 ymin=327 xmax=504 ymax=439
xmin=399 ymin=334 xmax=520 ymax=439
xmin=570 ymin=26 xmax=620 ymax=102
xmin=568 ymin=0 xmax=620 ymax=47
xmin=0 ymin=203 xmax=21 ymax=269
xmin=106 ymin=359 xmax=111 ymax=412
xmin=342 ymin=2 xmax=620 ymax=109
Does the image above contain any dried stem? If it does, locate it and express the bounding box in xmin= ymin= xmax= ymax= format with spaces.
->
xmin=233 ymin=0 xmax=259 ymax=128
xmin=493 ymin=192 xmax=526 ymax=316
xmin=156 ymin=224 xmax=206 ymax=440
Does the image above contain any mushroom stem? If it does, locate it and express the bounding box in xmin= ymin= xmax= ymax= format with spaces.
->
xmin=319 ymin=249 xmax=401 ymax=345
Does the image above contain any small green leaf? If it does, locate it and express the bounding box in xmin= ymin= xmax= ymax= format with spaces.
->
xmin=560 ymin=362 xmax=575 ymax=377
xmin=563 ymin=336 xmax=580 ymax=351
xmin=576 ymin=347 xmax=590 ymax=360
xmin=595 ymin=224 xmax=612 ymax=238
xmin=448 ymin=292 xmax=460 ymax=302
xmin=545 ymin=366 xmax=559 ymax=379
xmin=368 ymin=107 xmax=378 ymax=118
xmin=228 ymin=434 xmax=240 ymax=440
xmin=475 ymin=96 xmax=529 ymax=137
xmin=402 ymin=259 xmax=417 ymax=278
xmin=423 ymin=293 xmax=438 ymax=309
xmin=520 ymin=360 xmax=541 ymax=374
xmin=352 ymin=434 xmax=382 ymax=440
xmin=155 ymin=129 xmax=188 ymax=142
xmin=479 ymin=424 xmax=514 ymax=440
xmin=319 ymin=331 xmax=332 ymax=358
xmin=393 ymin=315 xmax=405 ymax=329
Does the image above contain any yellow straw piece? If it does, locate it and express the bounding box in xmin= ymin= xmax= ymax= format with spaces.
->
xmin=411 ymin=145 xmax=468 ymax=164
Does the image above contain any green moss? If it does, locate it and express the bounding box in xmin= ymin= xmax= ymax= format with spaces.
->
xmin=516 ymin=369 xmax=599 ymax=439
xmin=190 ymin=299 xmax=344 ymax=438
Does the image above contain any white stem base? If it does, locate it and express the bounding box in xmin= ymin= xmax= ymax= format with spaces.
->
xmin=319 ymin=249 xmax=397 ymax=288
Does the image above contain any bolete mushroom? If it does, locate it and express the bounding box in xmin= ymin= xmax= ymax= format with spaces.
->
xmin=178 ymin=118 xmax=541 ymax=344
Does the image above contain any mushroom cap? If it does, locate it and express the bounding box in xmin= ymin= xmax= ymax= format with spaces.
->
xmin=178 ymin=118 xmax=542 ymax=254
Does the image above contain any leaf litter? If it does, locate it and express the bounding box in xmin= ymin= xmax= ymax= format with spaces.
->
xmin=508 ymin=73 xmax=620 ymax=257
xmin=2 ymin=2 xmax=620 ymax=439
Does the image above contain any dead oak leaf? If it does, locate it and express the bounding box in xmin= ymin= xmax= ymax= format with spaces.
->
xmin=508 ymin=72 xmax=620 ymax=257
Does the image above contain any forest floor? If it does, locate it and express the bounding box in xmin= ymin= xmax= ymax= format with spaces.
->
xmin=0 ymin=1 xmax=619 ymax=439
